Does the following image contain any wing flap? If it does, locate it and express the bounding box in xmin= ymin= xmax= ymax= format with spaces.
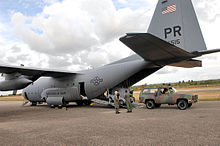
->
xmin=120 ymin=33 xmax=197 ymax=66
xmin=169 ymin=59 xmax=202 ymax=68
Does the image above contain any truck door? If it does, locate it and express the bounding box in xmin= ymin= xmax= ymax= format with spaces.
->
xmin=156 ymin=88 xmax=170 ymax=104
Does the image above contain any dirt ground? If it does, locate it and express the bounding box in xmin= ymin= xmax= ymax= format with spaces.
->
xmin=0 ymin=96 xmax=25 ymax=101
xmin=0 ymin=101 xmax=220 ymax=146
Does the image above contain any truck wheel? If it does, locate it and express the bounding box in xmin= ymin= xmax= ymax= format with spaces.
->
xmin=155 ymin=104 xmax=161 ymax=108
xmin=188 ymin=103 xmax=192 ymax=108
xmin=146 ymin=100 xmax=155 ymax=109
xmin=31 ymin=102 xmax=37 ymax=106
xmin=177 ymin=100 xmax=188 ymax=110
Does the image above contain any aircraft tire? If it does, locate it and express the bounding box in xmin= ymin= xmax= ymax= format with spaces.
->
xmin=31 ymin=102 xmax=37 ymax=106
xmin=119 ymin=100 xmax=124 ymax=106
xmin=76 ymin=101 xmax=83 ymax=106
xmin=83 ymin=100 xmax=92 ymax=106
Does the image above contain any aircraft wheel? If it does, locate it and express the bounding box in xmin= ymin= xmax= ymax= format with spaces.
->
xmin=177 ymin=100 xmax=188 ymax=110
xmin=84 ymin=100 xmax=92 ymax=106
xmin=146 ymin=100 xmax=155 ymax=109
xmin=119 ymin=100 xmax=124 ymax=106
xmin=109 ymin=97 xmax=114 ymax=102
xmin=31 ymin=102 xmax=37 ymax=106
xmin=76 ymin=101 xmax=83 ymax=106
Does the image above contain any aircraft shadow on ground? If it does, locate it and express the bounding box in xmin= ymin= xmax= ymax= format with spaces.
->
xmin=24 ymin=103 xmax=114 ymax=109
xmin=23 ymin=103 xmax=196 ymax=110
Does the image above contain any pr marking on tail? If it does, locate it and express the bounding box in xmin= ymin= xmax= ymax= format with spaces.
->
xmin=164 ymin=26 xmax=182 ymax=39
xmin=164 ymin=26 xmax=182 ymax=45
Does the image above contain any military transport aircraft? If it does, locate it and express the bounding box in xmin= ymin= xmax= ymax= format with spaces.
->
xmin=0 ymin=0 xmax=220 ymax=107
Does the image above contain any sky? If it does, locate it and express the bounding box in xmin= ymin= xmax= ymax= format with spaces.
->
xmin=0 ymin=0 xmax=220 ymax=95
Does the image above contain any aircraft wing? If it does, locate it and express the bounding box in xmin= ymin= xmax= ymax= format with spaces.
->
xmin=0 ymin=65 xmax=80 ymax=91
xmin=120 ymin=33 xmax=199 ymax=66
xmin=0 ymin=64 xmax=79 ymax=78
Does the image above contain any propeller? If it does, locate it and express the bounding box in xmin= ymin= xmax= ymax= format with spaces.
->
xmin=12 ymin=90 xmax=17 ymax=95
xmin=22 ymin=100 xmax=30 ymax=106
xmin=22 ymin=91 xmax=30 ymax=106
xmin=1 ymin=73 xmax=6 ymax=77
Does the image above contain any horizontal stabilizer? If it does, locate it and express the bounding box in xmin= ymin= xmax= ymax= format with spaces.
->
xmin=169 ymin=59 xmax=202 ymax=68
xmin=192 ymin=49 xmax=220 ymax=56
xmin=120 ymin=33 xmax=197 ymax=66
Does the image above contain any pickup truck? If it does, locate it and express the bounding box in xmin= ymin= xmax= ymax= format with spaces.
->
xmin=139 ymin=86 xmax=198 ymax=110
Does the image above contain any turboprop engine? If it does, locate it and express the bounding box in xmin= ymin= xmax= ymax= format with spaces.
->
xmin=0 ymin=73 xmax=32 ymax=91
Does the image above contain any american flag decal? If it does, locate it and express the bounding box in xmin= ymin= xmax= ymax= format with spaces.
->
xmin=162 ymin=4 xmax=176 ymax=15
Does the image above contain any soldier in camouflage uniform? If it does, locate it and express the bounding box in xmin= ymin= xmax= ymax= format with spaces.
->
xmin=124 ymin=90 xmax=132 ymax=113
xmin=113 ymin=91 xmax=120 ymax=114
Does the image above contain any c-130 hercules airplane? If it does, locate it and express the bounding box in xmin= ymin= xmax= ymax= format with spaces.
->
xmin=0 ymin=0 xmax=220 ymax=107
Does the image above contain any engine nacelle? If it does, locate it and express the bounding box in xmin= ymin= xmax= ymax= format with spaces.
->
xmin=0 ymin=78 xmax=32 ymax=91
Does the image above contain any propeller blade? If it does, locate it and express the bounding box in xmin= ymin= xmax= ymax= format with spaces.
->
xmin=1 ymin=73 xmax=5 ymax=77
xmin=22 ymin=101 xmax=29 ymax=106
xmin=13 ymin=90 xmax=17 ymax=95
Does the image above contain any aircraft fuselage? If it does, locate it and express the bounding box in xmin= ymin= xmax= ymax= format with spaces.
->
xmin=22 ymin=59 xmax=151 ymax=103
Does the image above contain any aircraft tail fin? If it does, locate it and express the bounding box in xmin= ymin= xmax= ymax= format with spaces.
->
xmin=120 ymin=0 xmax=220 ymax=68
xmin=147 ymin=0 xmax=207 ymax=52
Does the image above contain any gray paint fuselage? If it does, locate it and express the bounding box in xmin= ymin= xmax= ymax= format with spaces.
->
xmin=23 ymin=57 xmax=157 ymax=102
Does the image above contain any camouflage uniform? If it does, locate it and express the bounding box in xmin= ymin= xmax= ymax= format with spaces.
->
xmin=113 ymin=94 xmax=120 ymax=114
xmin=124 ymin=93 xmax=132 ymax=112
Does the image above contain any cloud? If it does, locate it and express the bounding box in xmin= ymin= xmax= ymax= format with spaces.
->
xmin=43 ymin=0 xmax=59 ymax=4
xmin=156 ymin=67 xmax=178 ymax=75
xmin=10 ymin=45 xmax=21 ymax=53
xmin=10 ymin=0 xmax=152 ymax=69
xmin=118 ymin=0 xmax=127 ymax=5
xmin=0 ymin=0 xmax=219 ymax=87
xmin=192 ymin=0 xmax=220 ymax=22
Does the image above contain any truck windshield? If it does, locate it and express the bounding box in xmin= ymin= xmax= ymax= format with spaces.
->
xmin=143 ymin=89 xmax=158 ymax=94
xmin=170 ymin=87 xmax=177 ymax=93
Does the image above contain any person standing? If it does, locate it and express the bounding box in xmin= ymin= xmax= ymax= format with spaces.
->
xmin=124 ymin=90 xmax=132 ymax=113
xmin=113 ymin=91 xmax=120 ymax=114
